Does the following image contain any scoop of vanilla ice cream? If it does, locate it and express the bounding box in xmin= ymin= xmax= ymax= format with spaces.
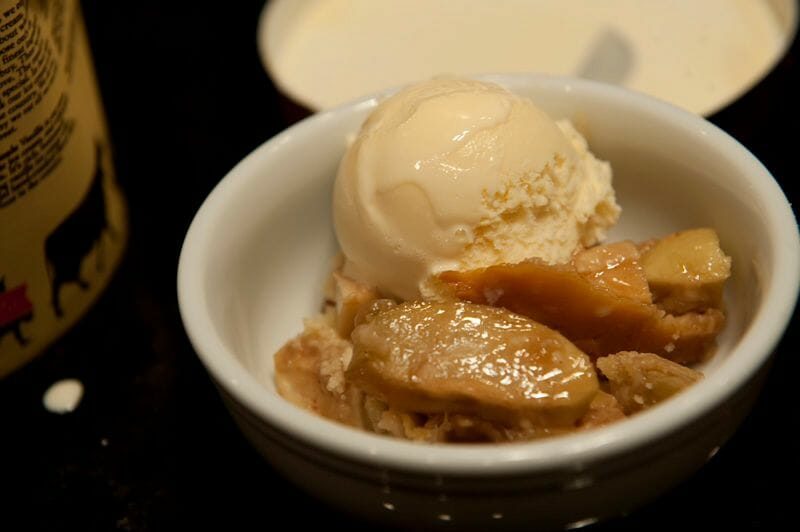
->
xmin=333 ymin=78 xmax=619 ymax=300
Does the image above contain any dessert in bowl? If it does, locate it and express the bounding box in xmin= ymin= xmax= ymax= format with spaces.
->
xmin=178 ymin=74 xmax=799 ymax=529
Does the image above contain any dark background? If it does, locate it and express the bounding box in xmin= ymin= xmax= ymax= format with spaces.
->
xmin=1 ymin=2 xmax=797 ymax=530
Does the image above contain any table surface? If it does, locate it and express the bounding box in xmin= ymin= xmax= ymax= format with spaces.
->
xmin=2 ymin=2 xmax=798 ymax=530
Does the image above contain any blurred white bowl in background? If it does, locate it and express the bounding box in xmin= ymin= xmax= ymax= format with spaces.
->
xmin=178 ymin=74 xmax=799 ymax=530
xmin=257 ymin=0 xmax=798 ymax=117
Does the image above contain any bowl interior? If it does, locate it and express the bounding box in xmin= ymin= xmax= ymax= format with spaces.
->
xmin=180 ymin=77 xmax=797 ymax=473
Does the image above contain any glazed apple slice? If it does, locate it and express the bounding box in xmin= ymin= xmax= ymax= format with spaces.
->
xmin=348 ymin=300 xmax=598 ymax=428
xmin=433 ymin=247 xmax=724 ymax=364
xmin=641 ymin=228 xmax=732 ymax=314
xmin=572 ymin=241 xmax=652 ymax=304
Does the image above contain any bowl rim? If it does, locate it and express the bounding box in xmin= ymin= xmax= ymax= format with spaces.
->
xmin=178 ymin=74 xmax=800 ymax=476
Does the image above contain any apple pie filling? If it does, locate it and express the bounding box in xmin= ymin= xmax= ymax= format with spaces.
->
xmin=274 ymin=228 xmax=730 ymax=443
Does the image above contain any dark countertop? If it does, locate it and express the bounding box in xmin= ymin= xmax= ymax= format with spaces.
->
xmin=2 ymin=2 xmax=797 ymax=530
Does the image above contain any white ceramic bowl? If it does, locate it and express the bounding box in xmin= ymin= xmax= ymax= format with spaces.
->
xmin=178 ymin=75 xmax=799 ymax=530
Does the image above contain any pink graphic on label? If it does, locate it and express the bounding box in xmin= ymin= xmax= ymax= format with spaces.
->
xmin=0 ymin=279 xmax=34 ymax=346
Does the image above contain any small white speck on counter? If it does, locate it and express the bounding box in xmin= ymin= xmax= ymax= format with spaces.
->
xmin=42 ymin=379 xmax=84 ymax=414
xmin=565 ymin=517 xmax=600 ymax=529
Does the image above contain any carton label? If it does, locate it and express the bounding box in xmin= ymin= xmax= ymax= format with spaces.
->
xmin=0 ymin=0 xmax=127 ymax=377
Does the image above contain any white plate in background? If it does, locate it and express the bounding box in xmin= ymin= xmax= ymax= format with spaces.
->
xmin=258 ymin=0 xmax=797 ymax=116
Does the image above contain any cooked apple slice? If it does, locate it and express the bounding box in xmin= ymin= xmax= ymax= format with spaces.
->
xmin=596 ymin=351 xmax=703 ymax=414
xmin=573 ymin=241 xmax=652 ymax=304
xmin=348 ymin=300 xmax=598 ymax=428
xmin=641 ymin=228 xmax=731 ymax=314
xmin=434 ymin=258 xmax=724 ymax=364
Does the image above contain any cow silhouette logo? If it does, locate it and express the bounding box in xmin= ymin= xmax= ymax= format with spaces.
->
xmin=0 ymin=277 xmax=34 ymax=346
xmin=45 ymin=143 xmax=115 ymax=317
